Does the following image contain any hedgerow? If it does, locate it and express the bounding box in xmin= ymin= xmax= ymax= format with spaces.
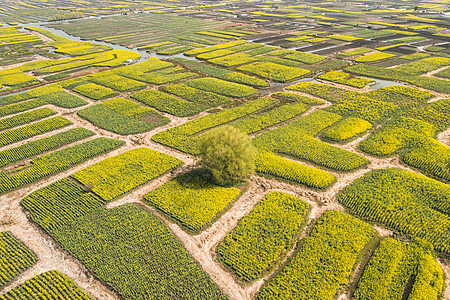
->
xmin=143 ymin=171 xmax=240 ymax=232
xmin=0 ymin=270 xmax=94 ymax=300
xmin=337 ymin=168 xmax=450 ymax=253
xmin=72 ymin=148 xmax=182 ymax=202
xmin=0 ymin=232 xmax=38 ymax=288
xmin=257 ymin=210 xmax=376 ymax=300
xmin=217 ymin=192 xmax=310 ymax=282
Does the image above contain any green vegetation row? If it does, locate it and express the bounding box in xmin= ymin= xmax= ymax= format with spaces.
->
xmin=78 ymin=98 xmax=169 ymax=135
xmin=0 ymin=270 xmax=94 ymax=300
xmin=0 ymin=137 xmax=124 ymax=195
xmin=22 ymin=149 xmax=226 ymax=299
xmin=0 ymin=128 xmax=94 ymax=168
xmin=258 ymin=210 xmax=376 ymax=299
xmin=217 ymin=192 xmax=310 ymax=282
xmin=338 ymin=168 xmax=450 ymax=253
xmin=143 ymin=171 xmax=240 ymax=232
xmin=0 ymin=232 xmax=37 ymax=288
xmin=354 ymin=238 xmax=445 ymax=300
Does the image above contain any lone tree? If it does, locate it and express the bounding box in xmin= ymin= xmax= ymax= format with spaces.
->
xmin=198 ymin=125 xmax=256 ymax=186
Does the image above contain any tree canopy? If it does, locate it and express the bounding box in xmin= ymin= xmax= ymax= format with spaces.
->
xmin=198 ymin=125 xmax=256 ymax=186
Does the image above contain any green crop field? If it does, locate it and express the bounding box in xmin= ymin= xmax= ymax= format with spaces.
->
xmin=0 ymin=1 xmax=449 ymax=299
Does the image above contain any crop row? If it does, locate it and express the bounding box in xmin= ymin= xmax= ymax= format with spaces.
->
xmin=171 ymin=57 xmax=268 ymax=87
xmin=0 ymin=107 xmax=56 ymax=132
xmin=217 ymin=192 xmax=310 ymax=282
xmin=143 ymin=171 xmax=240 ymax=232
xmin=258 ymin=210 xmax=376 ymax=299
xmin=272 ymin=92 xmax=324 ymax=105
xmin=88 ymin=73 xmax=146 ymax=92
xmin=394 ymin=56 xmax=450 ymax=76
xmin=337 ymin=168 xmax=450 ymax=253
xmin=0 ymin=232 xmax=38 ymax=288
xmin=237 ymin=61 xmax=310 ymax=82
xmin=208 ymin=53 xmax=258 ymax=67
xmin=354 ymin=238 xmax=445 ymax=300
xmin=0 ymin=84 xmax=87 ymax=109
xmin=0 ymin=116 xmax=72 ymax=148
xmin=0 ymin=128 xmax=94 ymax=168
xmin=255 ymin=151 xmax=336 ymax=189
xmin=359 ymin=117 xmax=436 ymax=156
xmin=22 ymin=156 xmax=225 ymax=299
xmin=354 ymin=52 xmax=396 ymax=62
xmin=184 ymin=40 xmax=246 ymax=56
xmin=185 ymin=77 xmax=257 ymax=98
xmin=283 ymin=51 xmax=327 ymax=64
xmin=131 ymin=89 xmax=208 ymax=117
xmin=121 ymin=67 xmax=196 ymax=85
xmin=0 ymin=270 xmax=94 ymax=300
xmin=345 ymin=64 xmax=450 ymax=94
xmin=253 ymin=110 xmax=369 ymax=171
xmin=0 ymin=73 xmax=40 ymax=88
xmin=318 ymin=70 xmax=374 ymax=88
xmin=0 ymin=137 xmax=124 ymax=195
xmin=71 ymin=147 xmax=181 ymax=202
xmin=403 ymin=140 xmax=450 ymax=181
xmin=78 ymin=98 xmax=169 ymax=135
xmin=322 ymin=117 xmax=372 ymax=142
xmin=152 ymin=97 xmax=277 ymax=154
xmin=231 ymin=102 xmax=308 ymax=134
xmin=72 ymin=82 xmax=118 ymax=100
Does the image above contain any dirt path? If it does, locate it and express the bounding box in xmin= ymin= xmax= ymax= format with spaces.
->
xmin=422 ymin=65 xmax=450 ymax=80
xmin=438 ymin=127 xmax=450 ymax=146
xmin=0 ymin=56 xmax=49 ymax=72
xmin=29 ymin=31 xmax=54 ymax=43
xmin=438 ymin=259 xmax=450 ymax=300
